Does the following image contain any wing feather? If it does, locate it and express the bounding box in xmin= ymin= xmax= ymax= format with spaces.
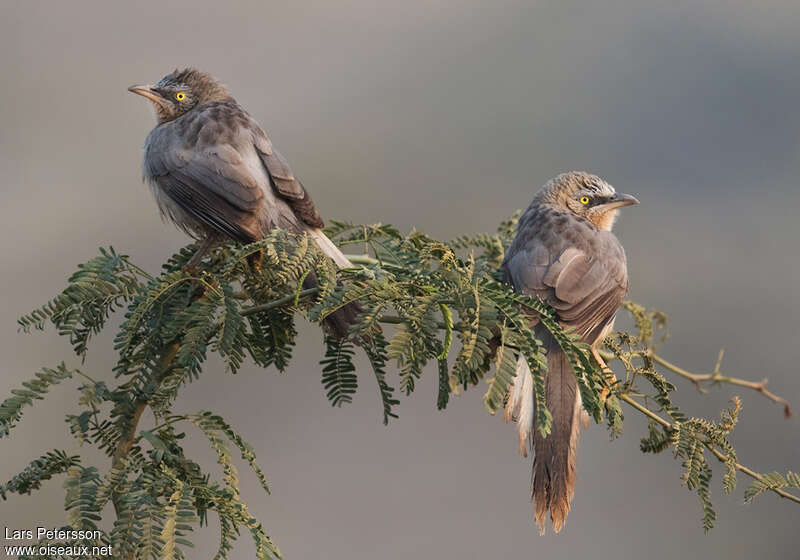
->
xmin=254 ymin=133 xmax=324 ymax=228
xmin=143 ymin=101 xmax=325 ymax=242
xmin=501 ymin=212 xmax=628 ymax=341
xmin=144 ymin=106 xmax=266 ymax=241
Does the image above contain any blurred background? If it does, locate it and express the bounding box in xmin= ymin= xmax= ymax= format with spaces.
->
xmin=1 ymin=0 xmax=799 ymax=558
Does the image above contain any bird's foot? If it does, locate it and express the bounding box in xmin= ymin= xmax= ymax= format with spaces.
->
xmin=181 ymin=237 xmax=218 ymax=275
xmin=591 ymin=346 xmax=617 ymax=406
xmin=181 ymin=263 xmax=199 ymax=276
xmin=247 ymin=250 xmax=264 ymax=276
xmin=599 ymin=367 xmax=618 ymax=405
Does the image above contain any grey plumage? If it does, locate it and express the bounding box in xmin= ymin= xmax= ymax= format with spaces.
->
xmin=501 ymin=171 xmax=638 ymax=534
xmin=129 ymin=68 xmax=358 ymax=336
xmin=142 ymin=100 xmax=321 ymax=241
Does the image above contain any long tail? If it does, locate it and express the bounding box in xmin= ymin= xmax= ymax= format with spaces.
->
xmin=306 ymin=227 xmax=365 ymax=339
xmin=505 ymin=330 xmax=582 ymax=535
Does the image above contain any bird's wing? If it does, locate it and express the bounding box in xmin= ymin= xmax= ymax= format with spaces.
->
xmin=502 ymin=229 xmax=628 ymax=340
xmin=252 ymin=129 xmax=324 ymax=228
xmin=144 ymin=109 xmax=267 ymax=242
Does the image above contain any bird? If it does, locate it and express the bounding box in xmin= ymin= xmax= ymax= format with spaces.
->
xmin=128 ymin=68 xmax=359 ymax=338
xmin=501 ymin=171 xmax=638 ymax=534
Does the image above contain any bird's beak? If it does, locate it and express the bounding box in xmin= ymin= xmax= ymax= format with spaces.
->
xmin=128 ymin=84 xmax=170 ymax=108
xmin=602 ymin=192 xmax=640 ymax=210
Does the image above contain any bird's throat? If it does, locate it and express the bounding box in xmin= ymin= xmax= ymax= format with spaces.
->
xmin=591 ymin=208 xmax=619 ymax=231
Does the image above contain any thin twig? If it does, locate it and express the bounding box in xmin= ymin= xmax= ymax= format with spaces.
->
xmin=617 ymin=393 xmax=800 ymax=505
xmin=618 ymin=393 xmax=671 ymax=428
xmin=377 ymin=314 xmax=448 ymax=329
xmin=73 ymin=369 xmax=100 ymax=385
xmin=123 ymin=259 xmax=155 ymax=282
xmin=239 ymin=255 xmax=377 ymax=316
xmin=601 ymin=348 xmax=793 ymax=418
xmin=140 ymin=415 xmax=189 ymax=440
xmin=652 ymin=350 xmax=792 ymax=418
xmin=241 ymin=288 xmax=319 ymax=317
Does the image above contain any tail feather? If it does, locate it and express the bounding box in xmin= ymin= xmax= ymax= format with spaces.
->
xmin=536 ymin=330 xmax=581 ymax=533
xmin=532 ymin=430 xmax=552 ymax=535
xmin=305 ymin=228 xmax=365 ymax=339
xmin=308 ymin=227 xmax=354 ymax=269
xmin=506 ymin=330 xmax=582 ymax=535
xmin=505 ymin=355 xmax=534 ymax=456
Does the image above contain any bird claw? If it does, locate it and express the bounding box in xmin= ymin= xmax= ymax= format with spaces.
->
xmin=590 ymin=346 xmax=617 ymax=406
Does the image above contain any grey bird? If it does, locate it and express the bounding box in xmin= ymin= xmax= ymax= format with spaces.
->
xmin=128 ymin=68 xmax=359 ymax=337
xmin=501 ymin=171 xmax=638 ymax=534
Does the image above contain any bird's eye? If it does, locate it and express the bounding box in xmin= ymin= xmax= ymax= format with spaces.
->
xmin=175 ymin=92 xmax=186 ymax=101
xmin=579 ymin=196 xmax=590 ymax=205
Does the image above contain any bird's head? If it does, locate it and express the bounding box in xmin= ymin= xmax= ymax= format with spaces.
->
xmin=536 ymin=171 xmax=639 ymax=231
xmin=128 ymin=68 xmax=233 ymax=124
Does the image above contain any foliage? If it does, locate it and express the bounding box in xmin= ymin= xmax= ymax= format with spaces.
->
xmin=1 ymin=218 xmax=796 ymax=557
xmin=745 ymin=471 xmax=800 ymax=502
xmin=0 ymin=364 xmax=76 ymax=438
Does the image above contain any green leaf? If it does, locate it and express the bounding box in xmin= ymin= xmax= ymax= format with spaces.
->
xmin=320 ymin=337 xmax=358 ymax=407
xmin=364 ymin=332 xmax=399 ymax=424
xmin=744 ymin=471 xmax=800 ymax=503
xmin=1 ymin=450 xmax=81 ymax=500
xmin=0 ymin=364 xmax=75 ymax=438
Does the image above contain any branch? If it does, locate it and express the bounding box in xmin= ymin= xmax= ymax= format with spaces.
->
xmin=111 ymin=342 xmax=180 ymax=473
xmin=652 ymin=350 xmax=792 ymax=418
xmin=380 ymin=314 xmax=448 ymax=329
xmin=617 ymin=393 xmax=800 ymax=505
xmin=242 ymin=288 xmax=319 ymax=317
xmin=242 ymin=287 xmax=793 ymax=421
xmin=602 ymin=348 xmax=792 ymax=418
xmin=239 ymin=254 xmax=376 ymax=317
xmin=241 ymin=257 xmax=794 ymax=422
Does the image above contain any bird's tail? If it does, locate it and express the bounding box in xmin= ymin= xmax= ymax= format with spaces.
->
xmin=505 ymin=330 xmax=582 ymax=535
xmin=306 ymin=227 xmax=365 ymax=339
xmin=307 ymin=228 xmax=354 ymax=269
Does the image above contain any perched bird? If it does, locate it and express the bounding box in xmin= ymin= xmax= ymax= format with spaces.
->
xmin=128 ymin=68 xmax=359 ymax=337
xmin=501 ymin=171 xmax=638 ymax=534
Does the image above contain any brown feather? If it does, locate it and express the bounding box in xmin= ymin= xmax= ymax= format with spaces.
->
xmin=531 ymin=330 xmax=580 ymax=534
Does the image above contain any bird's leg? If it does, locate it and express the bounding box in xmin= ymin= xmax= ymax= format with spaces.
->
xmin=591 ymin=346 xmax=612 ymax=373
xmin=182 ymin=237 xmax=217 ymax=274
xmin=246 ymin=249 xmax=264 ymax=276
xmin=591 ymin=346 xmax=617 ymax=405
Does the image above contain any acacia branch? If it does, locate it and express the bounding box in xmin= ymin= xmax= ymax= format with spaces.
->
xmin=242 ymin=287 xmax=793 ymax=420
xmin=110 ymin=345 xmax=181 ymax=560
xmin=617 ymin=393 xmax=800 ymax=505
xmin=242 ymin=288 xmax=319 ymax=317
xmin=652 ymin=350 xmax=792 ymax=418
xmin=111 ymin=342 xmax=180 ymax=527
xmin=239 ymin=254 xmax=378 ymax=316
xmin=221 ymin=264 xmax=800 ymax=510
xmin=601 ymin=348 xmax=793 ymax=418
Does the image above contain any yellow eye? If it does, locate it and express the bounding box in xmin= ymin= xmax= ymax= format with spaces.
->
xmin=175 ymin=92 xmax=186 ymax=101
xmin=579 ymin=196 xmax=590 ymax=205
